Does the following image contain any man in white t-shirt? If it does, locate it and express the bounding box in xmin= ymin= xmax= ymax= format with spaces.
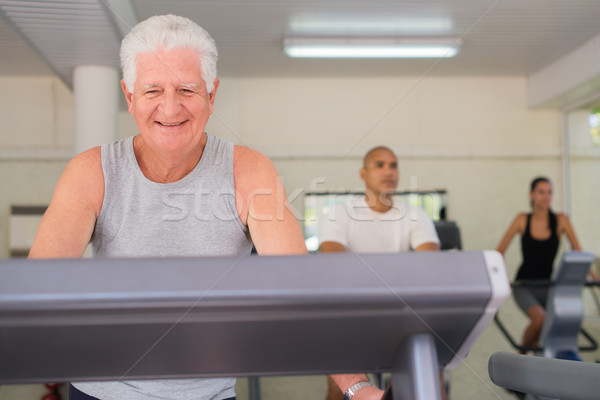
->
xmin=319 ymin=146 xmax=442 ymax=400
xmin=320 ymin=146 xmax=440 ymax=253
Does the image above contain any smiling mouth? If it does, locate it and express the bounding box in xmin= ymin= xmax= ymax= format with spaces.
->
xmin=157 ymin=121 xmax=185 ymax=126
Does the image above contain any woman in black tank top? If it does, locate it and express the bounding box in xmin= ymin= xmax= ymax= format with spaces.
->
xmin=516 ymin=210 xmax=559 ymax=281
xmin=496 ymin=177 xmax=583 ymax=353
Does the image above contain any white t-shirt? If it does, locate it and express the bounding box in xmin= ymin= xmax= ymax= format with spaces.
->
xmin=320 ymin=196 xmax=440 ymax=253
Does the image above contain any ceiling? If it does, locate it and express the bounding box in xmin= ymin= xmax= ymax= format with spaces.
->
xmin=2 ymin=0 xmax=600 ymax=87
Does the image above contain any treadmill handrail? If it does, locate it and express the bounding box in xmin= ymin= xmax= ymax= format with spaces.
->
xmin=0 ymin=251 xmax=509 ymax=386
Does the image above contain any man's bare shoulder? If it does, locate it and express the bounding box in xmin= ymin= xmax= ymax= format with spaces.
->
xmin=61 ymin=147 xmax=104 ymax=212
xmin=64 ymin=147 xmax=103 ymax=184
xmin=234 ymin=145 xmax=271 ymax=167
xmin=69 ymin=146 xmax=102 ymax=169
xmin=233 ymin=145 xmax=276 ymax=182
xmin=29 ymin=147 xmax=103 ymax=258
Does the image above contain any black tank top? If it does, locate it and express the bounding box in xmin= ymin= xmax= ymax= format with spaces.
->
xmin=515 ymin=211 xmax=559 ymax=280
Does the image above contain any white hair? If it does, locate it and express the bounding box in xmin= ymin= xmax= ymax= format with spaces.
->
xmin=120 ymin=14 xmax=218 ymax=93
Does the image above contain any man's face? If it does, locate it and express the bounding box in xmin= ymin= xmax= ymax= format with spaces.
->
xmin=122 ymin=47 xmax=219 ymax=154
xmin=360 ymin=149 xmax=399 ymax=195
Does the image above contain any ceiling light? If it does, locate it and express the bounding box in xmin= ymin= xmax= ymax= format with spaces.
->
xmin=284 ymin=38 xmax=461 ymax=59
xmin=289 ymin=16 xmax=453 ymax=35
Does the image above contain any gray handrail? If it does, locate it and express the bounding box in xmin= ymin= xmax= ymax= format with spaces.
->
xmin=488 ymin=352 xmax=600 ymax=400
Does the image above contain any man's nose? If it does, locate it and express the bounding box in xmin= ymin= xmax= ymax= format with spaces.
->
xmin=159 ymin=91 xmax=183 ymax=116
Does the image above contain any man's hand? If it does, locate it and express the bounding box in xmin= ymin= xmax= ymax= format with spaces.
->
xmin=319 ymin=241 xmax=346 ymax=252
xmin=414 ymin=241 xmax=440 ymax=252
xmin=330 ymin=374 xmax=384 ymax=400
xmin=352 ymin=385 xmax=384 ymax=400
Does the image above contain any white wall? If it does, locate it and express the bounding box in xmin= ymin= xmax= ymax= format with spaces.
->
xmin=0 ymin=74 xmax=566 ymax=277
xmin=205 ymin=76 xmax=564 ymax=275
xmin=0 ymin=77 xmax=73 ymax=258
xmin=568 ymin=110 xmax=600 ymax=256
xmin=0 ymin=77 xmax=73 ymax=149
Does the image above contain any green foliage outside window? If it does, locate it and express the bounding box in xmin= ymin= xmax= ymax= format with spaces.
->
xmin=589 ymin=107 xmax=600 ymax=147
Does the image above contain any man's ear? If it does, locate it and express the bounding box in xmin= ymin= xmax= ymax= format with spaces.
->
xmin=209 ymin=77 xmax=220 ymax=114
xmin=360 ymin=167 xmax=365 ymax=182
xmin=121 ymin=80 xmax=133 ymax=113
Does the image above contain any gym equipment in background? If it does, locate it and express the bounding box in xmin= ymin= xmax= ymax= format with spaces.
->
xmin=494 ymin=251 xmax=597 ymax=359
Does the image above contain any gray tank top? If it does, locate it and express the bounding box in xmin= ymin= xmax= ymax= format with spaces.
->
xmin=76 ymin=134 xmax=252 ymax=399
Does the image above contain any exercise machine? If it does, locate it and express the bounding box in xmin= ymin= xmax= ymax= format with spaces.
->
xmin=488 ymin=351 xmax=600 ymax=400
xmin=494 ymin=251 xmax=597 ymax=359
xmin=0 ymin=251 xmax=509 ymax=400
xmin=492 ymin=251 xmax=598 ymax=399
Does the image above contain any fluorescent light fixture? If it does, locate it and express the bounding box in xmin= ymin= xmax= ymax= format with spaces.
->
xmin=284 ymin=38 xmax=461 ymax=58
xmin=289 ymin=17 xmax=453 ymax=35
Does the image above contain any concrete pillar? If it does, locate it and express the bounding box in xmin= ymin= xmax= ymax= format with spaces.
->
xmin=73 ymin=65 xmax=120 ymax=154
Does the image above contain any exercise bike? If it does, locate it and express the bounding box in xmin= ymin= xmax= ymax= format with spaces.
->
xmin=493 ymin=251 xmax=599 ymax=399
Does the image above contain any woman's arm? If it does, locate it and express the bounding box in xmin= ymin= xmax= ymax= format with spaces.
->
xmin=557 ymin=213 xmax=582 ymax=251
xmin=496 ymin=213 xmax=526 ymax=255
xmin=556 ymin=213 xmax=598 ymax=279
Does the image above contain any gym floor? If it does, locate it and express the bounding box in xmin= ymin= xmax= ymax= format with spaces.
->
xmin=1 ymin=291 xmax=599 ymax=400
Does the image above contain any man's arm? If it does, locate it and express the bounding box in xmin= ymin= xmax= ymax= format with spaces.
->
xmin=319 ymin=208 xmax=383 ymax=399
xmin=29 ymin=148 xmax=104 ymax=258
xmin=411 ymin=207 xmax=441 ymax=252
xmin=319 ymin=201 xmax=350 ymax=253
xmin=319 ymin=241 xmax=346 ymax=252
xmin=330 ymin=374 xmax=382 ymax=400
xmin=414 ymin=241 xmax=440 ymax=251
xmin=235 ymin=149 xmax=382 ymax=398
xmin=234 ymin=146 xmax=306 ymax=255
